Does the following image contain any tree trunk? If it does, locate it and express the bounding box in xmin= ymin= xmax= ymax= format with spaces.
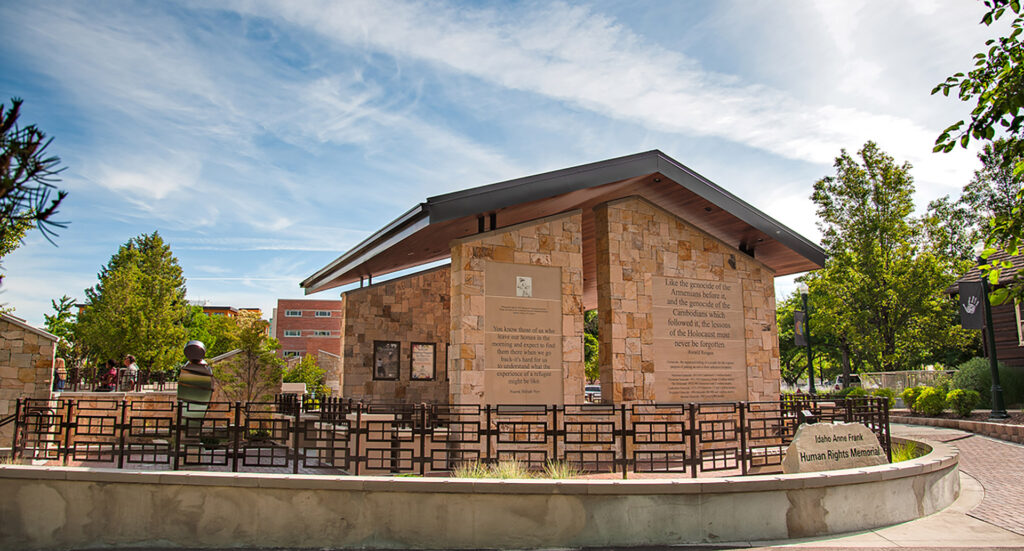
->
xmin=841 ymin=343 xmax=852 ymax=388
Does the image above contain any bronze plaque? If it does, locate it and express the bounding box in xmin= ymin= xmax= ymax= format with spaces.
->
xmin=484 ymin=262 xmax=563 ymax=404
xmin=652 ymin=276 xmax=747 ymax=402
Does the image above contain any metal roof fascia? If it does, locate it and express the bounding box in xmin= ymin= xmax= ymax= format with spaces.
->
xmin=425 ymin=151 xmax=661 ymax=224
xmin=300 ymin=204 xmax=429 ymax=293
xmin=654 ymin=154 xmax=826 ymax=267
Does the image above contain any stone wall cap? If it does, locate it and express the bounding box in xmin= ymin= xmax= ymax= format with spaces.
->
xmin=0 ymin=313 xmax=58 ymax=341
xmin=0 ymin=436 xmax=956 ymax=494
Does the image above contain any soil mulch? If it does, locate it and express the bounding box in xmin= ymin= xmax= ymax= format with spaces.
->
xmin=895 ymin=408 xmax=1024 ymax=425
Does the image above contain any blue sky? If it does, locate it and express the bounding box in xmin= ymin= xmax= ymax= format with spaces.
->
xmin=0 ymin=0 xmax=1006 ymax=327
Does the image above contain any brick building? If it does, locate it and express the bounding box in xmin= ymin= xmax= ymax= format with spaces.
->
xmin=272 ymin=298 xmax=343 ymax=358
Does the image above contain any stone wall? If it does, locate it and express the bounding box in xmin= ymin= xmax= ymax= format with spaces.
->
xmin=449 ymin=210 xmax=585 ymax=405
xmin=317 ymin=349 xmax=343 ymax=396
xmin=0 ymin=315 xmax=57 ymax=443
xmin=340 ymin=265 xmax=450 ymax=403
xmin=595 ymin=196 xmax=779 ymax=403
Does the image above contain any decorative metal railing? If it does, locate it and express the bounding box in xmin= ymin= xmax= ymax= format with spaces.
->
xmin=59 ymin=368 xmax=177 ymax=393
xmin=8 ymin=396 xmax=890 ymax=477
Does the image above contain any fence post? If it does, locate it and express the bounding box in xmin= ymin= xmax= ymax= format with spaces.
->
xmin=619 ymin=404 xmax=628 ymax=480
xmin=418 ymin=403 xmax=427 ymax=476
xmin=551 ymin=404 xmax=559 ymax=466
xmin=353 ymin=404 xmax=362 ymax=476
xmin=688 ymin=403 xmax=698 ymax=478
xmin=485 ymin=404 xmax=492 ymax=465
xmin=292 ymin=398 xmax=301 ymax=474
xmin=10 ymin=398 xmax=21 ymax=459
xmin=882 ymin=398 xmax=892 ymax=462
xmin=117 ymin=400 xmax=128 ymax=469
xmin=173 ymin=401 xmax=182 ymax=471
xmin=61 ymin=398 xmax=75 ymax=466
xmin=739 ymin=402 xmax=747 ymax=476
xmin=232 ymin=402 xmax=241 ymax=473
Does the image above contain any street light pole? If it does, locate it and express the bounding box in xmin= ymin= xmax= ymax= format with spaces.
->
xmin=977 ymin=260 xmax=1010 ymax=420
xmin=799 ymin=283 xmax=815 ymax=395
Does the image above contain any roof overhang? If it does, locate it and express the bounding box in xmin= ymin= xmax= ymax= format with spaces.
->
xmin=302 ymin=150 xmax=825 ymax=306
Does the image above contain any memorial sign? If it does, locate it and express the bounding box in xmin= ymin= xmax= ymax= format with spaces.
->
xmin=373 ymin=341 xmax=400 ymax=380
xmin=484 ymin=262 xmax=563 ymax=404
xmin=652 ymin=276 xmax=746 ymax=402
xmin=782 ymin=422 xmax=888 ymax=473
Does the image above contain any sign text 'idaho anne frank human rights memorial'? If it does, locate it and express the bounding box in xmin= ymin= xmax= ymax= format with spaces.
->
xmin=300 ymin=150 xmax=825 ymax=406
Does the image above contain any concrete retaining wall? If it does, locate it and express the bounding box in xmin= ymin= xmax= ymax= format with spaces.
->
xmin=893 ymin=414 xmax=1024 ymax=444
xmin=0 ymin=440 xmax=959 ymax=550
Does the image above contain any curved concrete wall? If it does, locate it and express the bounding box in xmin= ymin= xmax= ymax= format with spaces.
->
xmin=0 ymin=440 xmax=959 ymax=550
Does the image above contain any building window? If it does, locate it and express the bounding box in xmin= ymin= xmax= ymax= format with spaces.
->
xmin=315 ymin=310 xmax=332 ymax=317
xmin=312 ymin=330 xmax=332 ymax=337
xmin=285 ymin=310 xmax=302 ymax=317
xmin=283 ymin=351 xmax=302 ymax=358
xmin=283 ymin=330 xmax=301 ymax=337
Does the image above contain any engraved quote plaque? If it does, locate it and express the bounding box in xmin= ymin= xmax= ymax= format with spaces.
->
xmin=484 ymin=262 xmax=563 ymax=405
xmin=652 ymin=276 xmax=747 ymax=402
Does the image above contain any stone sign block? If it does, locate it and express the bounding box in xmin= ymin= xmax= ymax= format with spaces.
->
xmin=782 ymin=422 xmax=888 ymax=474
xmin=652 ymin=276 xmax=747 ymax=402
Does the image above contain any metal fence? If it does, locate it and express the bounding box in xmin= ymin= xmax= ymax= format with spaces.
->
xmin=9 ymin=395 xmax=890 ymax=477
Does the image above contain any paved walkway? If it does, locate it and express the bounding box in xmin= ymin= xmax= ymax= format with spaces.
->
xmin=737 ymin=423 xmax=1024 ymax=549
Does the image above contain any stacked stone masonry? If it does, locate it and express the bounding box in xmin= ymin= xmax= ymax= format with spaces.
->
xmin=0 ymin=315 xmax=57 ymax=442
xmin=594 ymin=196 xmax=779 ymax=403
xmin=449 ymin=210 xmax=585 ymax=405
xmin=340 ymin=265 xmax=450 ymax=403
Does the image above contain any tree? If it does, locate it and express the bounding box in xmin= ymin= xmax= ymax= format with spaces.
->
xmin=933 ymin=1 xmax=1024 ymax=303
xmin=0 ymin=98 xmax=67 ymax=244
xmin=43 ymin=294 xmax=87 ymax=368
xmin=185 ymin=307 xmax=239 ymax=359
xmin=283 ymin=354 xmax=328 ymax=397
xmin=811 ymin=142 xmax=974 ymax=371
xmin=213 ymin=311 xmax=283 ymax=403
xmin=76 ymin=232 xmax=189 ymax=370
xmin=583 ymin=310 xmax=599 ymax=382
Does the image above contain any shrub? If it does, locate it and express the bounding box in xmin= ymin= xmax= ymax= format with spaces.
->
xmin=900 ymin=386 xmax=925 ymax=412
xmin=952 ymin=357 xmax=1024 ymax=407
xmin=946 ymin=389 xmax=981 ymax=417
xmin=543 ymin=460 xmax=583 ymax=479
xmin=914 ymin=387 xmax=946 ymax=416
xmin=872 ymin=387 xmax=896 ymax=408
xmin=845 ymin=387 xmax=868 ymax=398
xmin=452 ymin=460 xmax=534 ymax=479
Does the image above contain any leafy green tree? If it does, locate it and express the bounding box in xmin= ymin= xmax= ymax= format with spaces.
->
xmin=583 ymin=310 xmax=599 ymax=382
xmin=76 ymin=232 xmax=189 ymax=370
xmin=185 ymin=307 xmax=240 ymax=359
xmin=213 ymin=311 xmax=283 ymax=403
xmin=43 ymin=294 xmax=87 ymax=368
xmin=283 ymin=354 xmax=328 ymax=396
xmin=0 ymin=98 xmax=68 ymax=244
xmin=933 ymin=1 xmax=1024 ymax=302
xmin=811 ymin=142 xmax=973 ymax=372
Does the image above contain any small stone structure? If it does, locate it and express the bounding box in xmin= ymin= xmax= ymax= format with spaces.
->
xmin=782 ymin=422 xmax=888 ymax=473
xmin=0 ymin=313 xmax=57 ymax=443
xmin=303 ymin=151 xmax=826 ymax=406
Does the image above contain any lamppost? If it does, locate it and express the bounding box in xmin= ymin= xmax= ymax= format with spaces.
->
xmin=797 ymin=282 xmax=815 ymax=395
xmin=973 ymin=243 xmax=1009 ymax=420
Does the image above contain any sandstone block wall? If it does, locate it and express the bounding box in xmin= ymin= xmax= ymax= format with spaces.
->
xmin=340 ymin=266 xmax=450 ymax=403
xmin=594 ymin=196 xmax=779 ymax=403
xmin=449 ymin=210 xmax=585 ymax=405
xmin=0 ymin=315 xmax=57 ymax=442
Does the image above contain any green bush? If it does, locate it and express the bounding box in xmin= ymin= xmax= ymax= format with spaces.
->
xmin=872 ymin=387 xmax=896 ymax=408
xmin=946 ymin=389 xmax=981 ymax=417
xmin=845 ymin=386 xmax=868 ymax=398
xmin=900 ymin=386 xmax=925 ymax=412
xmin=952 ymin=357 xmax=1024 ymax=407
xmin=891 ymin=441 xmax=926 ymax=462
xmin=914 ymin=387 xmax=946 ymax=416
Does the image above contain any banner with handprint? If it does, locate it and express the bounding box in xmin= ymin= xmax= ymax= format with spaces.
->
xmin=959 ymin=281 xmax=985 ymax=330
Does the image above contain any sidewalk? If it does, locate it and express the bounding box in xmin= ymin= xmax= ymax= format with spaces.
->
xmin=734 ymin=423 xmax=1024 ymax=549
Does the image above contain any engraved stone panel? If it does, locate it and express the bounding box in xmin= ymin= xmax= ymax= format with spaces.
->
xmin=484 ymin=262 xmax=563 ymax=404
xmin=782 ymin=422 xmax=888 ymax=473
xmin=652 ymin=276 xmax=747 ymax=402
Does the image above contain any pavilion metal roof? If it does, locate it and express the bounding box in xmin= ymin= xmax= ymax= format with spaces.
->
xmin=301 ymin=150 xmax=825 ymax=307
